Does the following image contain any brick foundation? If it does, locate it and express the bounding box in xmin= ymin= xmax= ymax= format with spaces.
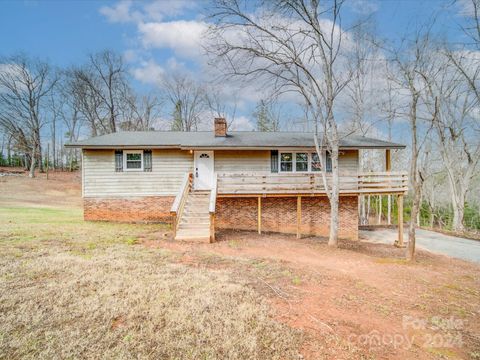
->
xmin=84 ymin=196 xmax=175 ymax=223
xmin=216 ymin=196 xmax=358 ymax=240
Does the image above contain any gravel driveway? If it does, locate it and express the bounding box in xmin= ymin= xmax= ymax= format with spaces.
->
xmin=360 ymin=228 xmax=480 ymax=263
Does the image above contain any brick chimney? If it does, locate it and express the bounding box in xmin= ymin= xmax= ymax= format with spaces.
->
xmin=214 ymin=117 xmax=227 ymax=137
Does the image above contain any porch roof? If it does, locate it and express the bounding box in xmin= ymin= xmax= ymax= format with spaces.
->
xmin=66 ymin=131 xmax=405 ymax=150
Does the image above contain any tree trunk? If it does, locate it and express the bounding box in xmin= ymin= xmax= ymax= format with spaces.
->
xmin=51 ymin=122 xmax=56 ymax=169
xmin=29 ymin=148 xmax=36 ymax=178
xmin=407 ymin=183 xmax=421 ymax=261
xmin=377 ymin=195 xmax=382 ymax=224
xmin=7 ymin=136 xmax=12 ymax=166
xmin=367 ymin=195 xmax=371 ymax=224
xmin=328 ymin=144 xmax=340 ymax=247
xmin=360 ymin=196 xmax=367 ymax=225
xmin=407 ymin=95 xmax=420 ymax=262
xmin=387 ymin=195 xmax=391 ymax=225
xmin=452 ymin=205 xmax=465 ymax=232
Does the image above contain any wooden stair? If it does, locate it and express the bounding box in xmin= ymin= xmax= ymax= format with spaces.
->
xmin=175 ymin=190 xmax=211 ymax=242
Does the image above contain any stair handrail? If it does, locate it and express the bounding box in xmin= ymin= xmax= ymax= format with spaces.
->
xmin=209 ymin=173 xmax=218 ymax=242
xmin=170 ymin=172 xmax=192 ymax=237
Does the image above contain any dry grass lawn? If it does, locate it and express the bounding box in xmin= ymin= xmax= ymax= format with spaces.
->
xmin=0 ymin=171 xmax=479 ymax=359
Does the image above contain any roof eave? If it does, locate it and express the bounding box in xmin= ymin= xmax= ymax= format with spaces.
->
xmin=66 ymin=144 xmax=406 ymax=150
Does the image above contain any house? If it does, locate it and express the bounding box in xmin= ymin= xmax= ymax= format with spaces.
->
xmin=66 ymin=118 xmax=407 ymax=243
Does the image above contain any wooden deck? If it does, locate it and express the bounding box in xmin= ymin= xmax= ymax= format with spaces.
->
xmin=217 ymin=171 xmax=408 ymax=196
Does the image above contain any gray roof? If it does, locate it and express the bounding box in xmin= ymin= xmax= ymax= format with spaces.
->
xmin=65 ymin=131 xmax=405 ymax=150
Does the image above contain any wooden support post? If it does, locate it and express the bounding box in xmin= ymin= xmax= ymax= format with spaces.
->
xmin=210 ymin=213 xmax=215 ymax=243
xmin=171 ymin=213 xmax=177 ymax=238
xmin=296 ymin=196 xmax=302 ymax=239
xmin=396 ymin=194 xmax=404 ymax=247
xmin=385 ymin=149 xmax=391 ymax=172
xmin=257 ymin=196 xmax=262 ymax=234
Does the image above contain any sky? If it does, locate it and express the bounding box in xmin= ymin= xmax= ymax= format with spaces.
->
xmin=0 ymin=0 xmax=472 ymax=137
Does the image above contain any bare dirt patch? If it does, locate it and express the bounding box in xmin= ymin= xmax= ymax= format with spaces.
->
xmin=0 ymin=168 xmax=81 ymax=208
xmin=145 ymin=231 xmax=480 ymax=359
xmin=1 ymin=173 xmax=479 ymax=359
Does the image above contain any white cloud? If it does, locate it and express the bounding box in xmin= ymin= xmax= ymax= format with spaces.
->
xmin=143 ymin=0 xmax=196 ymax=21
xmin=138 ymin=20 xmax=208 ymax=58
xmin=99 ymin=0 xmax=195 ymax=24
xmin=230 ymin=115 xmax=255 ymax=131
xmin=131 ymin=60 xmax=165 ymax=85
xmin=123 ymin=49 xmax=139 ymax=62
xmin=99 ymin=0 xmax=142 ymax=23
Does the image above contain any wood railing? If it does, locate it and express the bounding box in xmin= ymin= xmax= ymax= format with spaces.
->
xmin=209 ymin=174 xmax=218 ymax=242
xmin=217 ymin=171 xmax=408 ymax=195
xmin=170 ymin=172 xmax=192 ymax=237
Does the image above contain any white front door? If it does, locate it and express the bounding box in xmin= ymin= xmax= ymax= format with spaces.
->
xmin=194 ymin=151 xmax=214 ymax=190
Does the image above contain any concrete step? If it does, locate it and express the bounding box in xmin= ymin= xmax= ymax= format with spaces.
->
xmin=181 ymin=216 xmax=210 ymax=223
xmin=176 ymin=228 xmax=210 ymax=239
xmin=178 ymin=224 xmax=210 ymax=231
xmin=174 ymin=190 xmax=213 ymax=242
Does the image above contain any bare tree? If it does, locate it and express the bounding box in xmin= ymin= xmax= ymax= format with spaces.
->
xmin=208 ymin=0 xmax=352 ymax=246
xmin=71 ymin=50 xmax=130 ymax=135
xmin=205 ymin=86 xmax=239 ymax=129
xmin=0 ymin=54 xmax=57 ymax=177
xmin=54 ymin=74 xmax=84 ymax=170
xmin=122 ymin=93 xmax=162 ymax=131
xmin=420 ymin=51 xmax=480 ymax=232
xmin=162 ymin=73 xmax=207 ymax=131
xmin=388 ymin=30 xmax=436 ymax=260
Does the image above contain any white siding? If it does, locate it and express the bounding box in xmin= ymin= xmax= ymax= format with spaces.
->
xmin=215 ymin=150 xmax=270 ymax=173
xmin=83 ymin=149 xmax=193 ymax=197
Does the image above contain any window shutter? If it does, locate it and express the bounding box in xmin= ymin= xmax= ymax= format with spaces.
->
xmin=115 ymin=150 xmax=123 ymax=172
xmin=144 ymin=150 xmax=152 ymax=172
xmin=271 ymin=150 xmax=278 ymax=173
xmin=326 ymin=151 xmax=332 ymax=173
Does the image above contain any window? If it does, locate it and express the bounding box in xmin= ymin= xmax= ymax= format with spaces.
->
xmin=280 ymin=153 xmax=293 ymax=172
xmin=325 ymin=151 xmax=332 ymax=173
xmin=143 ymin=150 xmax=152 ymax=172
xmin=296 ymin=153 xmax=308 ymax=172
xmin=123 ymin=150 xmax=143 ymax=171
xmin=277 ymin=151 xmax=331 ymax=173
xmin=271 ymin=150 xmax=278 ymax=173
xmin=311 ymin=153 xmax=321 ymax=172
xmin=115 ymin=150 xmax=123 ymax=172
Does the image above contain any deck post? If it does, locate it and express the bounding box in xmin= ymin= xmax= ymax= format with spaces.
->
xmin=171 ymin=213 xmax=177 ymax=238
xmin=257 ymin=196 xmax=262 ymax=234
xmin=396 ymin=194 xmax=404 ymax=247
xmin=385 ymin=149 xmax=391 ymax=172
xmin=210 ymin=213 xmax=215 ymax=243
xmin=296 ymin=196 xmax=302 ymax=239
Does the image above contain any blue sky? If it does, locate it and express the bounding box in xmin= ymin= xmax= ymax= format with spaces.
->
xmin=0 ymin=0 xmax=470 ymax=136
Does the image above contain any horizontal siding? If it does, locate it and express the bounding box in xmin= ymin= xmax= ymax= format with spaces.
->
xmin=215 ymin=150 xmax=270 ymax=173
xmin=339 ymin=150 xmax=359 ymax=174
xmin=83 ymin=149 xmax=192 ymax=197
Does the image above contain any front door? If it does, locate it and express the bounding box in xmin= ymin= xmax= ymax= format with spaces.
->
xmin=194 ymin=151 xmax=214 ymax=190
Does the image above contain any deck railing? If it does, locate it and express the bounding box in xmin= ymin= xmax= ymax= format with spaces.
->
xmin=170 ymin=172 xmax=192 ymax=237
xmin=209 ymin=174 xmax=218 ymax=242
xmin=217 ymin=171 xmax=408 ymax=195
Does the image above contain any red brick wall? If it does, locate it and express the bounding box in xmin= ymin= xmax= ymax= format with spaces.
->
xmin=216 ymin=196 xmax=358 ymax=240
xmin=84 ymin=196 xmax=174 ymax=223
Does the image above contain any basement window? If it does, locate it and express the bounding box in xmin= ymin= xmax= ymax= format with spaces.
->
xmin=123 ymin=150 xmax=143 ymax=171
